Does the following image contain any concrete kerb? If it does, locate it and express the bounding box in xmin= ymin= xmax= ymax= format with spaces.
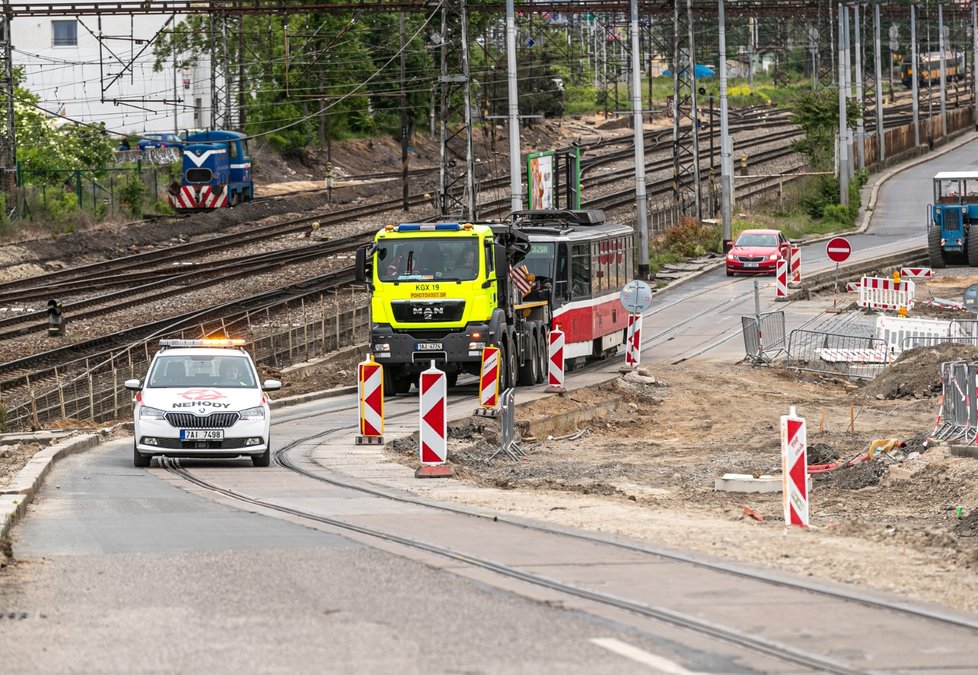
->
xmin=0 ymin=430 xmax=115 ymax=540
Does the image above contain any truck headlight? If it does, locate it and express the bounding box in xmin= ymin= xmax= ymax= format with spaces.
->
xmin=238 ymin=406 xmax=265 ymax=421
xmin=469 ymin=341 xmax=486 ymax=351
xmin=139 ymin=406 xmax=165 ymax=420
xmin=374 ymin=343 xmax=391 ymax=352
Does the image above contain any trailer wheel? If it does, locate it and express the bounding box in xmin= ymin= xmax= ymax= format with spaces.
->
xmin=929 ymin=227 xmax=947 ymax=268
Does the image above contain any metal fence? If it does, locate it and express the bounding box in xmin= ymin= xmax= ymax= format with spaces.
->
xmin=785 ymin=328 xmax=890 ymax=380
xmin=14 ymin=164 xmax=174 ymax=221
xmin=933 ymin=360 xmax=978 ymax=442
xmin=741 ymin=311 xmax=786 ymax=365
xmin=2 ymin=294 xmax=370 ymax=431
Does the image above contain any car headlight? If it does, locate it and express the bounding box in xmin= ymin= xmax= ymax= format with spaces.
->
xmin=768 ymin=253 xmax=779 ymax=261
xmin=139 ymin=406 xmax=165 ymax=420
xmin=726 ymin=253 xmax=735 ymax=261
xmin=238 ymin=406 xmax=266 ymax=421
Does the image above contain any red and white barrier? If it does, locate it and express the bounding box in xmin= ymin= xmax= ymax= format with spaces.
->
xmin=546 ymin=327 xmax=566 ymax=393
xmin=845 ymin=281 xmax=861 ymax=293
xmin=900 ymin=267 xmax=933 ymax=279
xmin=356 ymin=355 xmax=384 ymax=445
xmin=417 ymin=363 xmax=452 ymax=478
xmin=781 ymin=406 xmax=809 ymax=528
xmin=857 ymin=276 xmax=915 ymax=311
xmin=474 ymin=346 xmax=500 ymax=417
xmin=790 ymin=245 xmax=800 ymax=283
xmin=621 ymin=313 xmax=642 ymax=370
xmin=775 ymin=258 xmax=788 ymax=301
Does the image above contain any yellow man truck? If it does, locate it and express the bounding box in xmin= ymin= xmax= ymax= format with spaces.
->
xmin=354 ymin=221 xmax=552 ymax=394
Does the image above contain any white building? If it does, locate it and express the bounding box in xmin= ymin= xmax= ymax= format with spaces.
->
xmin=11 ymin=12 xmax=213 ymax=137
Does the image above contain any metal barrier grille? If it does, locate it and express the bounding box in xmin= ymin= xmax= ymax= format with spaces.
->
xmin=742 ymin=311 xmax=786 ymax=364
xmin=785 ymin=329 xmax=889 ymax=380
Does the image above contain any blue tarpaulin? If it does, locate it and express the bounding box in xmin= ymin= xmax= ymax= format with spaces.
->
xmin=661 ymin=64 xmax=715 ymax=78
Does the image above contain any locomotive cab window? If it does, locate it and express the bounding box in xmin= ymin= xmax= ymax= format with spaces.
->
xmin=571 ymin=244 xmax=591 ymax=299
xmin=229 ymin=142 xmax=240 ymax=160
xmin=185 ymin=168 xmax=213 ymax=184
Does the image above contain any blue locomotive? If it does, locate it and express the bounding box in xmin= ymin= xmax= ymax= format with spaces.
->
xmin=168 ymin=130 xmax=253 ymax=210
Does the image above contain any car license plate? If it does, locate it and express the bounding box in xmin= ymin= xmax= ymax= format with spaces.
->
xmin=180 ymin=429 xmax=224 ymax=441
xmin=743 ymin=262 xmax=759 ymax=268
xmin=416 ymin=342 xmax=443 ymax=351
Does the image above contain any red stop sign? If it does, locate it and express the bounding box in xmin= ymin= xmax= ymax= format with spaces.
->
xmin=826 ymin=237 xmax=851 ymax=263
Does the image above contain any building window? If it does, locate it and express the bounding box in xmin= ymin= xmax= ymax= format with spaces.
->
xmin=52 ymin=20 xmax=78 ymax=47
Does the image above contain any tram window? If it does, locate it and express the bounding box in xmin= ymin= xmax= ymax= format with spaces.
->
xmin=555 ymin=243 xmax=569 ymax=300
xmin=572 ymin=244 xmax=591 ymax=299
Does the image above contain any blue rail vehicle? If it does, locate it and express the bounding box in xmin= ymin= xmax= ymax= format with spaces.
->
xmin=169 ymin=130 xmax=253 ymax=210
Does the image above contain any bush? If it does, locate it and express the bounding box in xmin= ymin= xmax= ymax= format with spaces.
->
xmin=661 ymin=217 xmax=721 ymax=257
xmin=118 ymin=175 xmax=146 ymax=219
xmin=821 ymin=204 xmax=850 ymax=225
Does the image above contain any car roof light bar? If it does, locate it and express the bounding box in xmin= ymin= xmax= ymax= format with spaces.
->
xmin=159 ymin=338 xmax=246 ymax=348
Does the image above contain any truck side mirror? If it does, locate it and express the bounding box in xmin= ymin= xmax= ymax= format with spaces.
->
xmin=355 ymin=245 xmax=371 ymax=285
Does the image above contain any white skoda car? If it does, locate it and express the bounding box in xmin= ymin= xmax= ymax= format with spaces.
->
xmin=126 ymin=339 xmax=281 ymax=467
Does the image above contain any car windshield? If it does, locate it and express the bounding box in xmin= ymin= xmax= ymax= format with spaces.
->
xmin=376 ymin=237 xmax=480 ymax=282
xmin=736 ymin=233 xmax=777 ymax=248
xmin=147 ymin=354 xmax=256 ymax=388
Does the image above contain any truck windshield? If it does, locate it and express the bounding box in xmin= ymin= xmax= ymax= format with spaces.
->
xmin=376 ymin=238 xmax=480 ymax=282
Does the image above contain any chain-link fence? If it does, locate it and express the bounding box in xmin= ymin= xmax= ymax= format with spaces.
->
xmin=1 ymin=293 xmax=370 ymax=431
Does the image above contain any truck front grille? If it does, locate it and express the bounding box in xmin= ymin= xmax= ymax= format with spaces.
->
xmin=391 ymin=300 xmax=465 ymax=323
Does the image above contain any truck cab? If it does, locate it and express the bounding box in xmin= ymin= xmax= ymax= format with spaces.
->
xmin=356 ymin=222 xmax=551 ymax=395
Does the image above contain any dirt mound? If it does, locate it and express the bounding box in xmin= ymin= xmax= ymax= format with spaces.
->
xmin=953 ymin=509 xmax=978 ymax=537
xmin=858 ymin=343 xmax=978 ymax=400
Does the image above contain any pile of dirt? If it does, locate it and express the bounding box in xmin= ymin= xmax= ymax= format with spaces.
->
xmin=858 ymin=343 xmax=978 ymax=400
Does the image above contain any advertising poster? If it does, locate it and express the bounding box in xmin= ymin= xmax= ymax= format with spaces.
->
xmin=527 ymin=151 xmax=555 ymax=210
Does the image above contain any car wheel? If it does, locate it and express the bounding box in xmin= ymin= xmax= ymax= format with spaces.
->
xmin=253 ymin=438 xmax=271 ymax=467
xmin=726 ymin=268 xmax=734 ymax=277
xmin=133 ymin=444 xmax=151 ymax=468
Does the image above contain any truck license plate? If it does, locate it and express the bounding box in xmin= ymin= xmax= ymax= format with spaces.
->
xmin=416 ymin=342 xmax=443 ymax=351
xmin=180 ymin=429 xmax=224 ymax=441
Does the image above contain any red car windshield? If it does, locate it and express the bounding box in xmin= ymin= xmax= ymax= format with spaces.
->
xmin=736 ymin=233 xmax=777 ymax=247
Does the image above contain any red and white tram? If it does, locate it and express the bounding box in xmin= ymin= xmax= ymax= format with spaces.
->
xmin=516 ymin=210 xmax=635 ymax=364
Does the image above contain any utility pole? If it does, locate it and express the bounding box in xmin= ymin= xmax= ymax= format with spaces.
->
xmin=838 ymin=2 xmax=849 ymax=207
xmin=1 ymin=7 xmax=16 ymax=198
xmin=719 ymin=0 xmax=733 ymax=251
xmin=629 ymin=0 xmax=649 ymax=279
xmin=874 ymin=4 xmax=885 ymax=164
xmin=939 ymin=3 xmax=947 ymax=135
xmin=912 ymin=4 xmax=920 ymax=146
xmin=400 ymin=12 xmax=410 ymax=211
xmin=854 ymin=4 xmax=865 ymax=171
xmin=505 ymin=0 xmax=522 ymax=213
xmin=973 ymin=1 xmax=977 ymax=130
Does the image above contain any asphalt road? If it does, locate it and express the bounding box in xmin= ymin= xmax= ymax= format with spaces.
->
xmin=3 ymin=133 xmax=978 ymax=674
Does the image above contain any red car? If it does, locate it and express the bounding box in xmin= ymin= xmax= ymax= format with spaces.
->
xmin=726 ymin=229 xmax=791 ymax=276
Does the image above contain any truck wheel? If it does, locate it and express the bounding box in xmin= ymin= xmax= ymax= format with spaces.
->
xmin=535 ymin=332 xmax=547 ymax=384
xmin=968 ymin=228 xmax=978 ymax=267
xmin=929 ymin=227 xmax=947 ymax=268
xmin=445 ymin=372 xmax=458 ymax=388
xmin=517 ymin=336 xmax=537 ymax=386
xmin=497 ymin=342 xmax=509 ymax=392
xmin=384 ymin=366 xmax=411 ymax=396
xmin=507 ymin=339 xmax=519 ymax=389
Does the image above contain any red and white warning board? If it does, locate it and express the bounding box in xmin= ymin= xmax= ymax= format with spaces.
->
xmin=900 ymin=267 xmax=933 ymax=279
xmin=419 ymin=364 xmax=447 ymax=465
xmin=625 ymin=314 xmax=642 ymax=367
xmin=356 ymin=355 xmax=384 ymax=444
xmin=546 ymin=326 xmax=566 ymax=393
xmin=479 ymin=346 xmax=500 ymax=409
xmin=781 ymin=406 xmax=809 ymax=528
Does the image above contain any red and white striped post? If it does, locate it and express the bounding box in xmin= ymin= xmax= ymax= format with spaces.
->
xmin=546 ymin=326 xmax=566 ymax=394
xmin=473 ymin=346 xmax=500 ymax=417
xmin=790 ymin=245 xmax=801 ymax=284
xmin=416 ymin=362 xmax=452 ymax=478
xmin=781 ymin=406 xmax=809 ymax=528
xmin=620 ymin=313 xmax=642 ymax=371
xmin=356 ymin=355 xmax=384 ymax=445
xmin=775 ymin=258 xmax=789 ymax=301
